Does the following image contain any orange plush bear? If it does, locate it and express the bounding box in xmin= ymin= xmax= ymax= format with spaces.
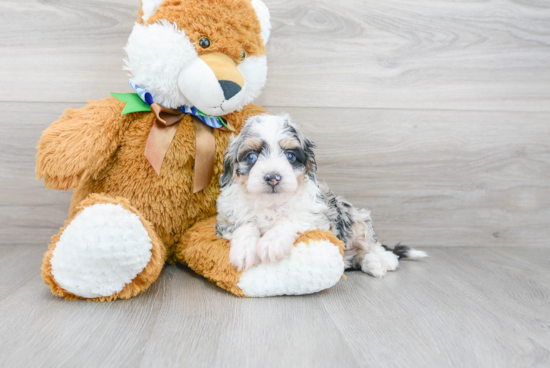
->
xmin=36 ymin=0 xmax=345 ymax=300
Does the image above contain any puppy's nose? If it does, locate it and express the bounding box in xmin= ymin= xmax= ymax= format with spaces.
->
xmin=219 ymin=80 xmax=242 ymax=100
xmin=264 ymin=173 xmax=281 ymax=187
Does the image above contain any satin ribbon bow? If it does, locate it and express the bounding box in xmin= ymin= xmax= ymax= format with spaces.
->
xmin=122 ymin=81 xmax=234 ymax=193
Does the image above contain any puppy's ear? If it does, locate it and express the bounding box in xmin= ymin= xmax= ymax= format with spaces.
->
xmin=220 ymin=147 xmax=236 ymax=189
xmin=219 ymin=134 xmax=243 ymax=189
xmin=282 ymin=114 xmax=318 ymax=182
xmin=303 ymin=137 xmax=317 ymax=182
xmin=220 ymin=118 xmax=259 ymax=188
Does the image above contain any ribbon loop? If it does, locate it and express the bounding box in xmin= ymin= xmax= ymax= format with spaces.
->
xmin=150 ymin=103 xmax=185 ymax=126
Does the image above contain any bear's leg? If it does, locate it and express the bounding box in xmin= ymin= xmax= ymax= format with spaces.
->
xmin=42 ymin=194 xmax=165 ymax=301
xmin=175 ymin=218 xmax=346 ymax=297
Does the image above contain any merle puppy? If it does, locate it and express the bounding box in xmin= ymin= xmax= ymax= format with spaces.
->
xmin=216 ymin=113 xmax=426 ymax=275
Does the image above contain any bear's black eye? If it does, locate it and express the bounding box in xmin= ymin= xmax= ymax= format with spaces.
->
xmin=198 ymin=37 xmax=211 ymax=49
xmin=239 ymin=49 xmax=247 ymax=62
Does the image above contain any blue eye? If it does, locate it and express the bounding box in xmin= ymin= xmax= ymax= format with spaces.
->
xmin=247 ymin=152 xmax=258 ymax=164
xmin=286 ymin=152 xmax=296 ymax=163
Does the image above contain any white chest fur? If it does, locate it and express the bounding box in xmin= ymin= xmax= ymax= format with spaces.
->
xmin=217 ymin=180 xmax=331 ymax=237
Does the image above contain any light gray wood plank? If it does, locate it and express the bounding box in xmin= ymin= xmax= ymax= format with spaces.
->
xmin=0 ymin=0 xmax=137 ymax=102
xmin=0 ymin=102 xmax=77 ymax=245
xmin=137 ymin=266 xmax=360 ymax=368
xmin=321 ymin=247 xmax=550 ymax=368
xmin=262 ymin=0 xmax=550 ymax=112
xmin=0 ymin=245 xmax=42 ymax=301
xmin=0 ymin=276 xmax=166 ymax=368
xmin=0 ymin=245 xmax=168 ymax=368
xmin=0 ymin=246 xmax=548 ymax=368
xmin=0 ymin=0 xmax=549 ymax=111
xmin=2 ymin=102 xmax=549 ymax=247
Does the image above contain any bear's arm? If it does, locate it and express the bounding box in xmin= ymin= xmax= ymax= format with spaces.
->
xmin=36 ymin=96 xmax=127 ymax=190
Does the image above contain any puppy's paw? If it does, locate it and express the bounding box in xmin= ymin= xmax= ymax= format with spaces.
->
xmin=361 ymin=250 xmax=399 ymax=278
xmin=257 ymin=230 xmax=297 ymax=264
xmin=379 ymin=250 xmax=399 ymax=271
xmin=229 ymin=237 xmax=259 ymax=271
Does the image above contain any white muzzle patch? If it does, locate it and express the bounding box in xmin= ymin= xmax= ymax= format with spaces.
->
xmin=177 ymin=57 xmax=248 ymax=116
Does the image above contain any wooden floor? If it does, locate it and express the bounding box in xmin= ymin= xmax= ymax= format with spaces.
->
xmin=1 ymin=0 xmax=550 ymax=367
xmin=0 ymin=246 xmax=548 ymax=368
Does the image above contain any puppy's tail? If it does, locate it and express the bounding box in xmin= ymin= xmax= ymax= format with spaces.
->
xmin=382 ymin=243 xmax=428 ymax=260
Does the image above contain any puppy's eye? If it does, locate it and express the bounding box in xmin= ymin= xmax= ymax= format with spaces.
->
xmin=286 ymin=152 xmax=296 ymax=163
xmin=239 ymin=49 xmax=247 ymax=62
xmin=198 ymin=37 xmax=211 ymax=49
xmin=247 ymin=152 xmax=258 ymax=164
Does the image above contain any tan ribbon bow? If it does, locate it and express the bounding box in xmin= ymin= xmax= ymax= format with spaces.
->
xmin=144 ymin=103 xmax=228 ymax=193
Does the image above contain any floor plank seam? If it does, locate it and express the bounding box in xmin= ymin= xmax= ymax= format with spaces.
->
xmin=2 ymin=100 xmax=550 ymax=115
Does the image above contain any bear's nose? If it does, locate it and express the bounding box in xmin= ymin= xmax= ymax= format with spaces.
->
xmin=219 ymin=80 xmax=242 ymax=100
xmin=264 ymin=173 xmax=281 ymax=187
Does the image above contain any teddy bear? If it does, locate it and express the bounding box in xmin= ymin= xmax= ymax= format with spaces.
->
xmin=36 ymin=0 xmax=345 ymax=301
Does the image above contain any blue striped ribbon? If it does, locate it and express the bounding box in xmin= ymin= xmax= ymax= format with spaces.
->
xmin=128 ymin=80 xmax=154 ymax=106
xmin=129 ymin=81 xmax=227 ymax=129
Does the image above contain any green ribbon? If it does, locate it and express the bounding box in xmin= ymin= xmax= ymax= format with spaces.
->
xmin=110 ymin=93 xmax=151 ymax=115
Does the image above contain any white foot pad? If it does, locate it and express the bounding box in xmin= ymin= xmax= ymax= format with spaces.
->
xmin=362 ymin=250 xmax=399 ymax=278
xmin=50 ymin=203 xmax=153 ymax=298
xmin=237 ymin=240 xmax=344 ymax=297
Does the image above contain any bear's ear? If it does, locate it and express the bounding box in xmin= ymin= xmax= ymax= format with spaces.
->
xmin=251 ymin=0 xmax=271 ymax=45
xmin=141 ymin=0 xmax=164 ymax=23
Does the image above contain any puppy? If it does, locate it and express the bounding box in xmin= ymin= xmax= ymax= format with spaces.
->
xmin=216 ymin=114 xmax=427 ymax=276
